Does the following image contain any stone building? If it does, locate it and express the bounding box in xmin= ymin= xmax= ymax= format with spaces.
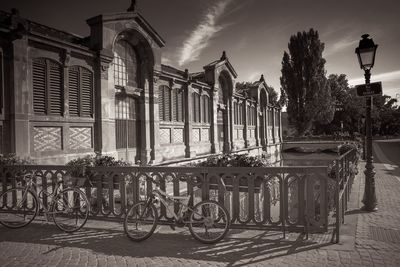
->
xmin=0 ymin=3 xmax=282 ymax=165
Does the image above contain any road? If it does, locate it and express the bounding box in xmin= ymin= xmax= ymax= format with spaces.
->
xmin=373 ymin=138 xmax=400 ymax=179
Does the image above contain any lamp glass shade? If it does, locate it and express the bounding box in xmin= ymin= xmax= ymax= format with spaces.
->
xmin=357 ymin=47 xmax=376 ymax=69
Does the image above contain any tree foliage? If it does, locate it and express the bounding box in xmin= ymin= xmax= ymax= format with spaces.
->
xmin=280 ymin=28 xmax=334 ymax=136
xmin=315 ymin=74 xmax=400 ymax=136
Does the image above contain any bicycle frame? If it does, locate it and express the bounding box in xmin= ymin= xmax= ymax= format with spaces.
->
xmin=19 ymin=175 xmax=64 ymax=217
xmin=148 ymin=188 xmax=191 ymax=221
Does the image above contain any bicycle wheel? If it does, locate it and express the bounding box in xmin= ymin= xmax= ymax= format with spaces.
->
xmin=51 ymin=188 xmax=90 ymax=233
xmin=188 ymin=200 xmax=230 ymax=244
xmin=124 ymin=201 xmax=158 ymax=241
xmin=0 ymin=187 xmax=38 ymax=228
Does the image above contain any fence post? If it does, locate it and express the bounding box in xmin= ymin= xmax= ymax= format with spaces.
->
xmin=335 ymin=159 xmax=341 ymax=243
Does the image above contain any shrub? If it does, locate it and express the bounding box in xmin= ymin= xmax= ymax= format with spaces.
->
xmin=66 ymin=152 xmax=131 ymax=177
xmin=0 ymin=153 xmax=35 ymax=166
xmin=196 ymin=153 xmax=271 ymax=167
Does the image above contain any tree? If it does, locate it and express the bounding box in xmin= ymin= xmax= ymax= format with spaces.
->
xmin=280 ymin=28 xmax=334 ymax=136
xmin=314 ymin=74 xmax=364 ymax=135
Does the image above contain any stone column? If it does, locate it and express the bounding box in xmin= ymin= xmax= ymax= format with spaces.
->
xmin=185 ymin=83 xmax=196 ymax=158
xmin=10 ymin=36 xmax=30 ymax=157
xmin=255 ymin=103 xmax=260 ymax=147
xmin=228 ymin=97 xmax=234 ymax=151
xmin=243 ymin=99 xmax=249 ymax=148
xmin=94 ymin=49 xmax=115 ymax=156
xmin=139 ymin=60 xmax=152 ymax=164
xmin=272 ymin=108 xmax=275 ymax=144
xmin=150 ymin=73 xmax=162 ymax=163
xmin=210 ymin=88 xmax=219 ymax=154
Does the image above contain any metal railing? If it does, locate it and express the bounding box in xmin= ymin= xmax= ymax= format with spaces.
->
xmin=0 ymin=150 xmax=358 ymax=242
xmin=334 ymin=149 xmax=358 ymax=242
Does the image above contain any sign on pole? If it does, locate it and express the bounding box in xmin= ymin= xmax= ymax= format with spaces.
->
xmin=355 ymin=82 xmax=382 ymax=97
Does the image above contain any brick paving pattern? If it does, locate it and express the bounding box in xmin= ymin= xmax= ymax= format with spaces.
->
xmin=1 ymin=149 xmax=400 ymax=266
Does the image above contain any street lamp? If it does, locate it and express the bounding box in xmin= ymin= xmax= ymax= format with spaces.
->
xmin=361 ymin=116 xmax=366 ymax=160
xmin=355 ymin=34 xmax=378 ymax=211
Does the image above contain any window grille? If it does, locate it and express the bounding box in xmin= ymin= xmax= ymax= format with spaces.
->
xmin=115 ymin=96 xmax=137 ymax=149
xmin=113 ymin=40 xmax=138 ymax=88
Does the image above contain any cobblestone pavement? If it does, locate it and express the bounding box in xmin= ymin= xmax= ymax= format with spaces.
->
xmin=1 ymin=151 xmax=400 ymax=266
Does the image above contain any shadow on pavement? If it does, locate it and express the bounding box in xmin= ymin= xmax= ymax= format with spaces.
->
xmin=0 ymin=222 xmax=334 ymax=266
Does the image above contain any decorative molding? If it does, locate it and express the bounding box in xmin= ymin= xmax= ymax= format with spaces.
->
xmin=192 ymin=128 xmax=200 ymax=143
xmin=173 ymin=128 xmax=184 ymax=143
xmin=33 ymin=127 xmax=62 ymax=152
xmin=61 ymin=49 xmax=71 ymax=66
xmin=69 ymin=127 xmax=92 ymax=150
xmin=218 ymin=103 xmax=226 ymax=110
xmin=160 ymin=128 xmax=171 ymax=144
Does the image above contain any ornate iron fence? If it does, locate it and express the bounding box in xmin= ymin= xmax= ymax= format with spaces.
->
xmin=334 ymin=148 xmax=358 ymax=242
xmin=0 ymin=150 xmax=358 ymax=242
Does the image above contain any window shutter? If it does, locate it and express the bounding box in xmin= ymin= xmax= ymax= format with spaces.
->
xmin=159 ymin=86 xmax=164 ymax=121
xmin=165 ymin=87 xmax=171 ymax=121
xmin=81 ymin=68 xmax=93 ymax=117
xmin=177 ymin=90 xmax=183 ymax=122
xmin=68 ymin=67 xmax=79 ymax=116
xmin=48 ymin=61 xmax=63 ymax=115
xmin=32 ymin=59 xmax=47 ymax=114
xmin=172 ymin=89 xmax=177 ymax=121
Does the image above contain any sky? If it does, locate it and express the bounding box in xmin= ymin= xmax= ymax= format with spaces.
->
xmin=1 ymin=0 xmax=399 ymax=100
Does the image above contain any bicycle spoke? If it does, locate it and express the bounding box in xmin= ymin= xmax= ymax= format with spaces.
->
xmin=124 ymin=202 xmax=158 ymax=241
xmin=0 ymin=188 xmax=38 ymax=228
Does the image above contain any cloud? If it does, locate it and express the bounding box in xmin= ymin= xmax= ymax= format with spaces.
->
xmin=348 ymin=70 xmax=400 ymax=85
xmin=161 ymin=56 xmax=173 ymax=65
xmin=324 ymin=37 xmax=358 ymax=57
xmin=247 ymin=72 xmax=261 ymax=82
xmin=178 ymin=0 xmax=234 ymax=66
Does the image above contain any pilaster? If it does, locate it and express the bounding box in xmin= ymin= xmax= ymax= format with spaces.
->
xmin=10 ymin=36 xmax=29 ymax=157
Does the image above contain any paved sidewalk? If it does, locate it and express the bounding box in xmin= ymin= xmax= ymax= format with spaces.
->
xmin=1 ymin=160 xmax=400 ymax=266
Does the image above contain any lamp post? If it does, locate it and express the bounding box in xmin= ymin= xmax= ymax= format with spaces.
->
xmin=361 ymin=116 xmax=366 ymax=160
xmin=355 ymin=34 xmax=378 ymax=211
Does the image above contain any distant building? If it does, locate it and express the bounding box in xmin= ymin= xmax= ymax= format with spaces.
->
xmin=0 ymin=4 xmax=282 ymax=165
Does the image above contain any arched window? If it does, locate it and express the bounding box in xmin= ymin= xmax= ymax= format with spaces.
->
xmin=69 ymin=66 xmax=93 ymax=117
xmin=32 ymin=58 xmax=63 ymax=115
xmin=113 ymin=40 xmax=138 ymax=88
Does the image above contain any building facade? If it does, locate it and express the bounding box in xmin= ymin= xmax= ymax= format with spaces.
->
xmin=0 ymin=5 xmax=282 ymax=165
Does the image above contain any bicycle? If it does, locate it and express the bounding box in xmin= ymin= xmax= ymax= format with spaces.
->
xmin=0 ymin=171 xmax=91 ymax=232
xmin=124 ymin=177 xmax=230 ymax=244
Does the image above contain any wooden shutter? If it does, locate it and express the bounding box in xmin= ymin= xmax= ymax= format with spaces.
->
xmin=177 ymin=90 xmax=183 ymax=122
xmin=159 ymin=86 xmax=164 ymax=121
xmin=68 ymin=66 xmax=79 ymax=116
xmin=32 ymin=59 xmax=47 ymax=114
xmin=81 ymin=68 xmax=93 ymax=117
xmin=48 ymin=60 xmax=63 ymax=115
xmin=165 ymin=87 xmax=171 ymax=121
xmin=172 ymin=89 xmax=177 ymax=121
